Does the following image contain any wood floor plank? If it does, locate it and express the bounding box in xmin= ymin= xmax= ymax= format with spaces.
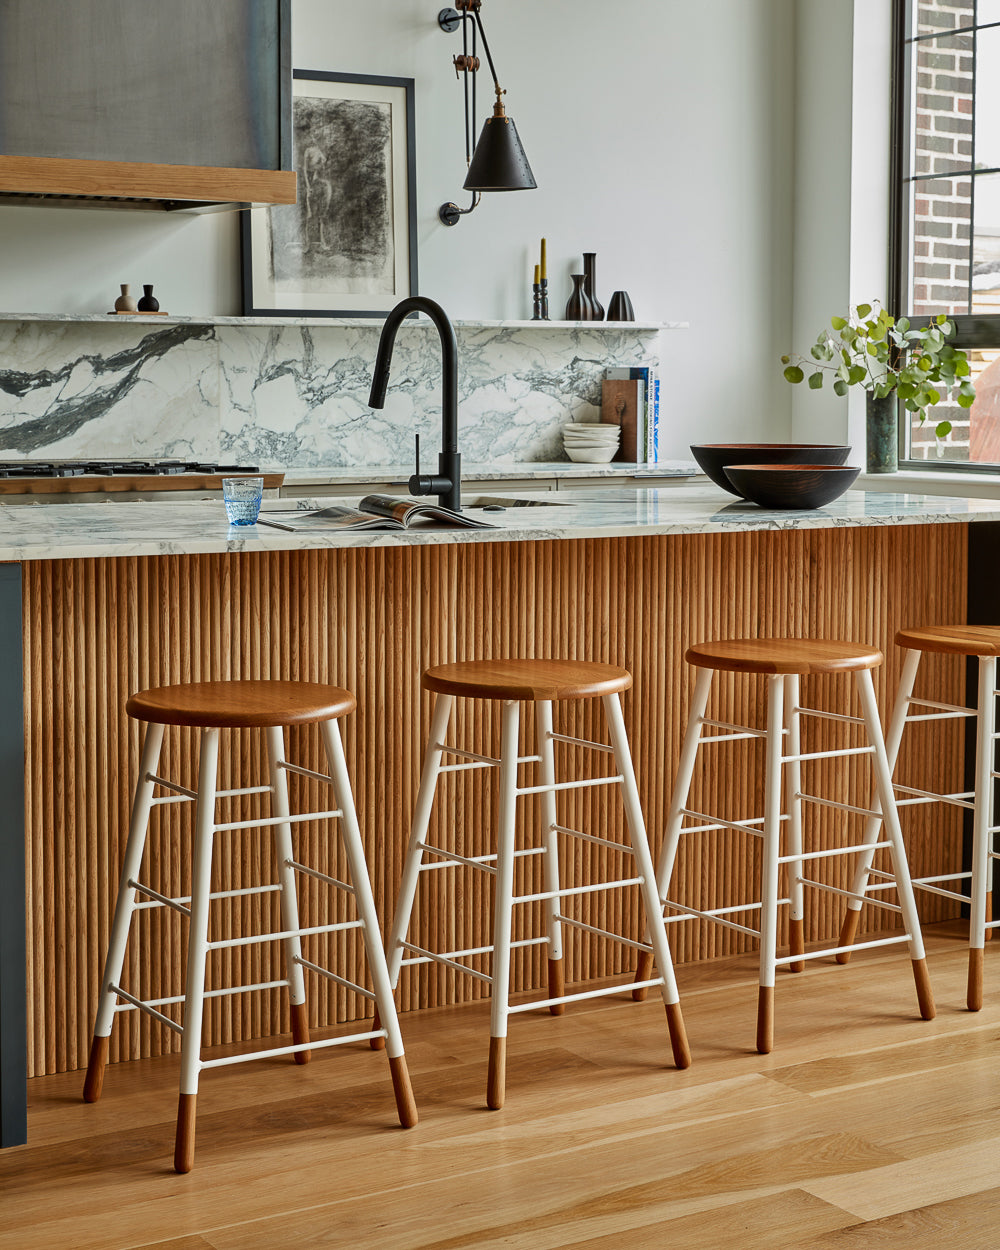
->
xmin=793 ymin=1184 xmax=1000 ymax=1248
xmin=2 ymin=924 xmax=997 ymax=1250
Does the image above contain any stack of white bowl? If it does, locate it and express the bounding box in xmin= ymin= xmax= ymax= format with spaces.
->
xmin=562 ymin=421 xmax=621 ymax=463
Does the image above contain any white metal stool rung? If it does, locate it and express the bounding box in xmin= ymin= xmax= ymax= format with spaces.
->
xmin=84 ymin=690 xmax=418 ymax=1173
xmin=893 ymin=783 xmax=976 ymax=809
xmin=635 ymin=651 xmax=935 ymax=1054
xmin=386 ymin=668 xmax=690 ymax=1110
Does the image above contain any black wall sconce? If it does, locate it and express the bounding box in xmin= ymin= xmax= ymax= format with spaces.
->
xmin=437 ymin=1 xmax=536 ymax=227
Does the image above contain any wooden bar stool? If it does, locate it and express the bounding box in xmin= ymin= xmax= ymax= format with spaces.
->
xmin=83 ymin=679 xmax=417 ymax=1173
xmin=838 ymin=625 xmax=1000 ymax=1010
xmin=633 ymin=638 xmax=935 ymax=1052
xmin=383 ymin=658 xmax=691 ymax=1110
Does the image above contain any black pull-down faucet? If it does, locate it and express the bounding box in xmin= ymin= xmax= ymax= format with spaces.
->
xmin=368 ymin=296 xmax=462 ymax=513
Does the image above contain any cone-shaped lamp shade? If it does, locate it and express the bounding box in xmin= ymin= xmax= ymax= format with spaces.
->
xmin=463 ymin=112 xmax=536 ymax=192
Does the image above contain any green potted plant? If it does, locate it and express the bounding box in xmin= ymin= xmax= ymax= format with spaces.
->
xmin=781 ymin=302 xmax=976 ymax=473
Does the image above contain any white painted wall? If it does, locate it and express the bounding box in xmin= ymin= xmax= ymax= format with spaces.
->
xmin=0 ymin=1 xmax=805 ymax=459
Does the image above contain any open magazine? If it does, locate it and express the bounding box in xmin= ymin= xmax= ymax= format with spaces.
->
xmin=258 ymin=493 xmax=496 ymax=532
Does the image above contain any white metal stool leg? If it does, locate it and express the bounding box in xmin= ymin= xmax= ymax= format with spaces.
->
xmin=264 ymin=724 xmax=311 ymax=1063
xmin=487 ymin=699 xmax=520 ymax=1111
xmin=385 ymin=693 xmax=455 ymax=993
xmin=83 ymin=721 xmax=165 ymax=1103
xmin=968 ymin=655 xmax=996 ymax=1010
xmin=784 ymin=676 xmax=806 ymax=974
xmin=838 ymin=648 xmax=922 ymax=959
xmin=854 ymin=669 xmax=935 ymax=1021
xmin=757 ymin=675 xmax=785 ymax=1055
xmin=603 ymin=693 xmax=690 ymax=1068
xmin=320 ymin=719 xmax=417 ymax=1127
xmin=633 ymin=666 xmax=714 ymax=999
xmin=536 ymin=700 xmax=565 ymax=1013
xmin=174 ymin=726 xmax=220 ymax=1174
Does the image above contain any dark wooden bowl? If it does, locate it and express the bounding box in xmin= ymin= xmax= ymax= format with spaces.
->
xmin=722 ymin=463 xmax=861 ymax=510
xmin=691 ymin=443 xmax=851 ymax=497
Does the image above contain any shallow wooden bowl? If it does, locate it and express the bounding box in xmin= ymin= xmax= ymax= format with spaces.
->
xmin=722 ymin=463 xmax=861 ymax=510
xmin=691 ymin=443 xmax=851 ymax=497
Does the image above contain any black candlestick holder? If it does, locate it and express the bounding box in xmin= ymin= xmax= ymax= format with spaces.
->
xmin=539 ymin=277 xmax=549 ymax=321
xmin=532 ymin=282 xmax=542 ymax=320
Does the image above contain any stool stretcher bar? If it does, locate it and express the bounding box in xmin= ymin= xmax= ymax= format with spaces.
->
xmin=782 ymin=745 xmax=875 ymax=763
xmin=893 ymin=783 xmax=975 ymax=810
xmin=664 ymin=900 xmax=764 ymax=938
xmin=794 ymin=792 xmax=882 ymax=820
xmin=109 ymin=985 xmax=183 ymax=1034
xmin=700 ymin=717 xmax=770 ymax=738
xmin=113 ymin=978 xmax=290 ymax=1013
xmin=508 ymin=978 xmax=663 ymax=1015
xmin=798 ymin=877 xmax=902 ymax=912
xmin=775 ymin=934 xmax=910 ymax=966
xmin=130 ymin=879 xmax=282 ymax=914
xmin=294 ymin=956 xmax=374 ymax=1001
xmin=513 ymin=877 xmax=643 ymax=905
xmin=286 ymin=858 xmax=355 ymax=893
xmin=276 ymin=760 xmax=335 ymax=785
xmin=681 ymin=808 xmax=776 ymax=836
xmin=213 ymin=808 xmax=342 ymax=832
xmin=516 ymin=774 xmax=623 ymax=797
xmin=206 ymin=918 xmax=361 ymax=951
xmin=777 ymin=840 xmax=890 ymax=865
xmin=552 ymin=823 xmax=632 ymax=853
xmin=547 ymin=731 xmax=615 ymax=754
xmin=199 ymin=1031 xmax=383 ymax=1070
xmin=794 ymin=705 xmax=865 ymax=726
xmin=556 ymin=913 xmax=653 ymax=954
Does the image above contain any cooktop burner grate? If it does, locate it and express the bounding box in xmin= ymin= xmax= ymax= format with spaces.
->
xmin=0 ymin=461 xmax=260 ymax=479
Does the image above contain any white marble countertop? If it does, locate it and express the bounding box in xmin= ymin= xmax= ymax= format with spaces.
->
xmin=277 ymin=460 xmax=701 ymax=486
xmin=3 ymin=482 xmax=1000 ymax=562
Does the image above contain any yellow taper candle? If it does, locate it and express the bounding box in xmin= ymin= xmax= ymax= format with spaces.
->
xmin=534 ymin=263 xmax=540 ymax=284
xmin=540 ymin=237 xmax=547 ymax=281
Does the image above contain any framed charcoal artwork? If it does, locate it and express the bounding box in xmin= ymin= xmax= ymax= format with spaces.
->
xmin=241 ymin=70 xmax=417 ymax=316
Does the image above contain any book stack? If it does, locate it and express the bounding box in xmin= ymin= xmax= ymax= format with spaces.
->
xmin=601 ymin=366 xmax=660 ymax=464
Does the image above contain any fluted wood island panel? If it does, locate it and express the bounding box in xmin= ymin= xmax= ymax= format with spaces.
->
xmin=23 ymin=524 xmax=966 ymax=1076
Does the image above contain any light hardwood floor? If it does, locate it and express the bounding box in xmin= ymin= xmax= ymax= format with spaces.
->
xmin=3 ymin=923 xmax=998 ymax=1249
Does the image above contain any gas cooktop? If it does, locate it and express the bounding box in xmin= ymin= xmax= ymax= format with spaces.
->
xmin=0 ymin=460 xmax=260 ymax=478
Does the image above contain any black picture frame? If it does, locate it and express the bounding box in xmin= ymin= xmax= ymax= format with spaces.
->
xmin=240 ymin=70 xmax=417 ymax=317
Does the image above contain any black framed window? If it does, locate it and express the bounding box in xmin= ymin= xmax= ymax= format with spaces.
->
xmin=895 ymin=0 xmax=1000 ymax=468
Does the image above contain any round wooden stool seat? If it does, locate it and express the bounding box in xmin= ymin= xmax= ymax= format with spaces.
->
xmin=126 ymin=680 xmax=356 ymax=728
xmin=895 ymin=624 xmax=1000 ymax=657
xmin=421 ymin=658 xmax=632 ymax=702
xmin=686 ymin=638 xmax=883 ymax=675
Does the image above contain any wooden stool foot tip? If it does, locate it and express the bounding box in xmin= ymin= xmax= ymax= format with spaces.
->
xmin=912 ymin=957 xmax=936 ymax=1020
xmin=968 ymin=947 xmax=984 ymax=1012
xmin=388 ymin=1054 xmax=418 ymax=1128
xmin=756 ymin=986 xmax=774 ymax=1055
xmin=836 ymin=908 xmax=861 ymax=964
xmin=788 ymin=918 xmax=805 ymax=974
xmin=665 ymin=1001 xmax=691 ymax=1069
xmin=547 ymin=958 xmax=565 ymax=1015
xmin=174 ymin=1093 xmax=197 ymax=1174
xmin=632 ymin=950 xmax=654 ymax=1001
xmin=82 ymin=1035 xmax=110 ymax=1104
xmin=487 ymin=1036 xmax=506 ymax=1110
xmin=370 ymin=1007 xmax=386 ymax=1050
xmin=290 ymin=1002 xmax=311 ymax=1064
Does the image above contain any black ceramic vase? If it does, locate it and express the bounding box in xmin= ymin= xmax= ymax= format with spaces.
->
xmin=582 ymin=253 xmax=604 ymax=320
xmin=607 ymin=290 xmax=636 ymax=321
xmin=137 ymin=284 xmax=159 ymax=312
xmin=866 ymin=390 xmax=897 ymax=473
xmin=565 ymin=274 xmax=597 ymax=321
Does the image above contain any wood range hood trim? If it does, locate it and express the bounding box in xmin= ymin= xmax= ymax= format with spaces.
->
xmin=0 ymin=154 xmax=297 ymax=212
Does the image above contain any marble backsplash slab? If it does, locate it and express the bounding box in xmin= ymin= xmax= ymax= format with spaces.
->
xmin=0 ymin=319 xmax=662 ymax=466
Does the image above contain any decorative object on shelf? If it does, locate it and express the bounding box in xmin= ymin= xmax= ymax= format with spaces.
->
xmin=607 ymin=290 xmax=635 ymax=322
xmin=565 ymin=274 xmax=597 ymax=321
xmin=562 ymin=421 xmax=620 ymax=463
xmin=113 ymin=284 xmax=137 ymax=313
xmin=241 ymin=71 xmax=417 ymax=317
xmin=691 ymin=443 xmax=852 ymax=498
xmin=722 ymin=463 xmax=861 ymax=510
xmin=602 ymin=378 xmax=643 ymax=461
xmin=582 ymin=253 xmax=604 ymax=321
xmin=436 ymin=1 xmax=536 ymax=227
xmin=781 ymin=302 xmax=976 ymax=474
xmin=136 ymin=285 xmax=159 ymax=312
xmin=531 ymin=264 xmax=542 ymax=320
xmin=538 ymin=236 xmax=549 ymax=320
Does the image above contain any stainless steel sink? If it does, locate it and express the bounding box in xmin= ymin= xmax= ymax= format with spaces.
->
xmin=466 ymin=495 xmax=569 ymax=509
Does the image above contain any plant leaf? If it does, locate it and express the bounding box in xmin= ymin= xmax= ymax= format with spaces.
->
xmin=856 ymin=303 xmax=872 ymax=319
xmin=831 ymin=315 xmax=847 ymax=330
xmin=783 ymin=365 xmax=804 ymax=384
xmin=833 ymin=379 xmax=848 ymax=397
xmin=936 ymin=420 xmax=952 ymax=438
xmin=807 ymin=371 xmax=824 ymax=389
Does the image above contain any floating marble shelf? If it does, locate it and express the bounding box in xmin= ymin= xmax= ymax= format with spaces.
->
xmin=0 ymin=313 xmax=683 ymax=330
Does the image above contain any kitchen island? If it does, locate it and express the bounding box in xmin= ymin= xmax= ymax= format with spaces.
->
xmin=2 ymin=483 xmax=994 ymax=1145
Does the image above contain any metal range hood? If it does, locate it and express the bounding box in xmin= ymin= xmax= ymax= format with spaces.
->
xmin=0 ymin=0 xmax=296 ymax=212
